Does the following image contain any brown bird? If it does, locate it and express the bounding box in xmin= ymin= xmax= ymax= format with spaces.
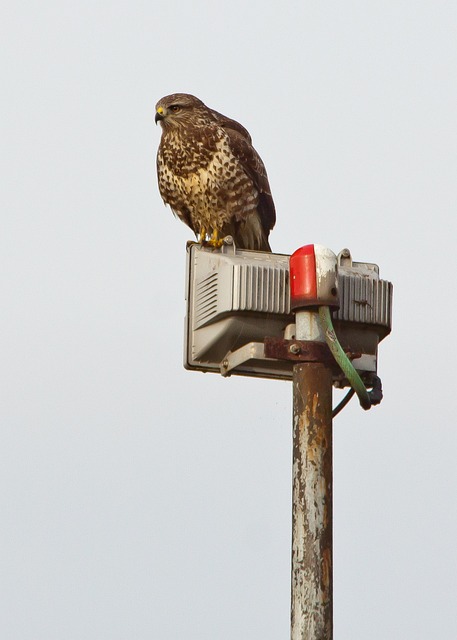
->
xmin=155 ymin=93 xmax=276 ymax=251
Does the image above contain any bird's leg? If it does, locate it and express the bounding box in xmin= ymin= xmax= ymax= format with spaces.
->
xmin=208 ymin=228 xmax=224 ymax=248
xmin=198 ymin=227 xmax=207 ymax=244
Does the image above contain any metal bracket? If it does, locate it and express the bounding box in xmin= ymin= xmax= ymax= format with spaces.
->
xmin=264 ymin=336 xmax=362 ymax=377
xmin=220 ymin=342 xmax=271 ymax=376
xmin=264 ymin=336 xmax=335 ymax=364
xmin=219 ymin=337 xmax=363 ymax=377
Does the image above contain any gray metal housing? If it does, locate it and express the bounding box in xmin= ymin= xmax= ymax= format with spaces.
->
xmin=184 ymin=242 xmax=392 ymax=383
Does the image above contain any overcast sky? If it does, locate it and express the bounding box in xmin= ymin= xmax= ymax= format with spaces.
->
xmin=1 ymin=1 xmax=456 ymax=638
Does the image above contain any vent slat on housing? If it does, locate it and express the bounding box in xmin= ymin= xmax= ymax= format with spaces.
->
xmin=232 ymin=263 xmax=289 ymax=314
xmin=195 ymin=272 xmax=219 ymax=326
xmin=335 ymin=274 xmax=392 ymax=329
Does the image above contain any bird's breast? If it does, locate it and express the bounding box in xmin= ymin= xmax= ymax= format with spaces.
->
xmin=160 ymin=129 xmax=220 ymax=177
xmin=158 ymin=129 xmax=257 ymax=227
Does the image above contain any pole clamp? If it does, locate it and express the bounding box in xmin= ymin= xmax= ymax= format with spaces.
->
xmin=264 ymin=336 xmax=360 ymax=365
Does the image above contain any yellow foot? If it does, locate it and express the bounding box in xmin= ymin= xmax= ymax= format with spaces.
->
xmin=207 ymin=229 xmax=224 ymax=248
xmin=198 ymin=228 xmax=207 ymax=244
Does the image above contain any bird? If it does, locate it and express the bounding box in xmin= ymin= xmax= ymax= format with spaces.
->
xmin=155 ymin=93 xmax=276 ymax=251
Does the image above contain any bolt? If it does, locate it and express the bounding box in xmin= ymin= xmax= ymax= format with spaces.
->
xmin=289 ymin=343 xmax=301 ymax=355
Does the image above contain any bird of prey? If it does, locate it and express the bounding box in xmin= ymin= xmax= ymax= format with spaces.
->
xmin=155 ymin=93 xmax=276 ymax=251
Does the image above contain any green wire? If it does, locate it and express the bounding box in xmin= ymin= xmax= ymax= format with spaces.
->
xmin=318 ymin=306 xmax=371 ymax=411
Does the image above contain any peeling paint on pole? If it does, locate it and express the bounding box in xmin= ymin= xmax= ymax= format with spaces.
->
xmin=291 ymin=362 xmax=333 ymax=640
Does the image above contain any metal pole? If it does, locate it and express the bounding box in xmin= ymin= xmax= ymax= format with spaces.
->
xmin=291 ymin=360 xmax=333 ymax=640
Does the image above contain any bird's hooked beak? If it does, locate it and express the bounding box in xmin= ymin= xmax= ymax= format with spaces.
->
xmin=155 ymin=106 xmax=165 ymax=124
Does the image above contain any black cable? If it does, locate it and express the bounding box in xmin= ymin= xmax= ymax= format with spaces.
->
xmin=367 ymin=375 xmax=383 ymax=405
xmin=332 ymin=388 xmax=356 ymax=418
xmin=332 ymin=375 xmax=383 ymax=418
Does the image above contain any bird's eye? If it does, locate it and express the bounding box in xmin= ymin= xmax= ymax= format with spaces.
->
xmin=170 ymin=105 xmax=181 ymax=113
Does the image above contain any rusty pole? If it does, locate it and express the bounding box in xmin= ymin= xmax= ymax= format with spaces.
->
xmin=291 ymin=358 xmax=333 ymax=639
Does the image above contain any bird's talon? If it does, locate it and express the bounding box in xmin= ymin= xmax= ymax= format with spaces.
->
xmin=207 ymin=230 xmax=224 ymax=248
xmin=207 ymin=239 xmax=224 ymax=248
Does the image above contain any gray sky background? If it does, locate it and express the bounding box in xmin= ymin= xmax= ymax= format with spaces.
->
xmin=1 ymin=1 xmax=456 ymax=638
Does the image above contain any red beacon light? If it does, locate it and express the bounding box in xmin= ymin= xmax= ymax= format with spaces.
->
xmin=289 ymin=244 xmax=340 ymax=311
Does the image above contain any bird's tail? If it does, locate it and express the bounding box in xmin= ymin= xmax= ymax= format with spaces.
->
xmin=235 ymin=212 xmax=272 ymax=252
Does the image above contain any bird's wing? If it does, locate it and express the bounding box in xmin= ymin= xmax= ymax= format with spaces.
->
xmin=209 ymin=109 xmax=253 ymax=144
xmin=219 ymin=123 xmax=276 ymax=232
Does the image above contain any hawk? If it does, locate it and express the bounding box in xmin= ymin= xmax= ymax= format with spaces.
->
xmin=155 ymin=93 xmax=276 ymax=251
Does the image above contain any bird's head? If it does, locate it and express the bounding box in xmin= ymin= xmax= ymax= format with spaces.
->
xmin=155 ymin=93 xmax=207 ymax=130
